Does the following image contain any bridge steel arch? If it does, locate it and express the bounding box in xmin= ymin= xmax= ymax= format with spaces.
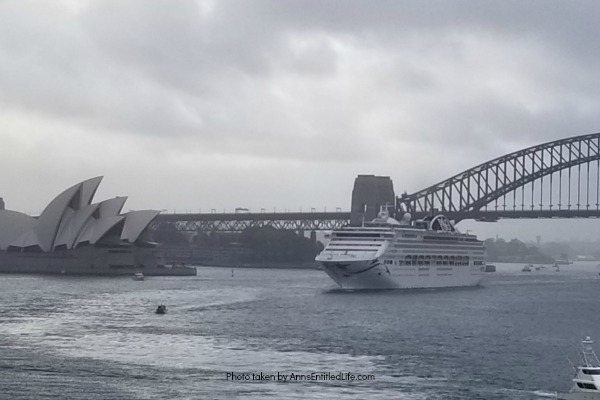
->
xmin=398 ymin=132 xmax=600 ymax=222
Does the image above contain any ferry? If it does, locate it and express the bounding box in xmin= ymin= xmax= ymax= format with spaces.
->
xmin=557 ymin=337 xmax=600 ymax=399
xmin=315 ymin=209 xmax=485 ymax=290
xmin=132 ymin=272 xmax=145 ymax=281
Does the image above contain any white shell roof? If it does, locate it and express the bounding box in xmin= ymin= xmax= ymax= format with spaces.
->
xmin=35 ymin=177 xmax=103 ymax=252
xmin=1 ymin=177 xmax=158 ymax=252
xmin=53 ymin=207 xmax=76 ymax=249
xmin=98 ymin=197 xmax=127 ymax=218
xmin=74 ymin=217 xmax=95 ymax=245
xmin=120 ymin=210 xmax=160 ymax=243
xmin=90 ymin=216 xmax=125 ymax=244
xmin=79 ymin=177 xmax=103 ymax=209
xmin=73 ymin=197 xmax=126 ymax=247
xmin=0 ymin=210 xmax=36 ymax=250
xmin=10 ymin=229 xmax=40 ymax=249
xmin=54 ymin=203 xmax=99 ymax=249
xmin=35 ymin=182 xmax=81 ymax=252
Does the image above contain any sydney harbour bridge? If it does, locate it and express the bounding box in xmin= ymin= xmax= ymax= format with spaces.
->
xmin=154 ymin=132 xmax=600 ymax=233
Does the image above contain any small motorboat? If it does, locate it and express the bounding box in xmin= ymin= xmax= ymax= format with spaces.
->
xmin=522 ymin=264 xmax=532 ymax=272
xmin=155 ymin=304 xmax=167 ymax=314
xmin=132 ymin=272 xmax=144 ymax=281
xmin=557 ymin=337 xmax=600 ymax=399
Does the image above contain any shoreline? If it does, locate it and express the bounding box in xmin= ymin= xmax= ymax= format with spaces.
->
xmin=186 ymin=262 xmax=319 ymax=270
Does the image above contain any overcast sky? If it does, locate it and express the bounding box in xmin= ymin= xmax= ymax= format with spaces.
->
xmin=2 ymin=0 xmax=600 ymax=241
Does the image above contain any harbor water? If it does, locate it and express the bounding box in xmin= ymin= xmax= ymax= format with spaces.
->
xmin=1 ymin=262 xmax=600 ymax=399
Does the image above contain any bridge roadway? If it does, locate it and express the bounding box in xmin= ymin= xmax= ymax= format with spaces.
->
xmin=153 ymin=208 xmax=600 ymax=233
xmin=154 ymin=211 xmax=351 ymax=233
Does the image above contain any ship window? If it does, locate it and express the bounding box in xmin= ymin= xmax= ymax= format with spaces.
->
xmin=405 ymin=255 xmax=412 ymax=266
xmin=576 ymin=382 xmax=598 ymax=390
xmin=424 ymin=255 xmax=431 ymax=266
xmin=443 ymin=256 xmax=449 ymax=265
xmin=436 ymin=256 xmax=443 ymax=266
xmin=463 ymin=256 xmax=470 ymax=266
xmin=417 ymin=255 xmax=424 ymax=265
xmin=583 ymin=369 xmax=600 ymax=375
xmin=449 ymin=256 xmax=455 ymax=266
xmin=336 ymin=233 xmax=383 ymax=238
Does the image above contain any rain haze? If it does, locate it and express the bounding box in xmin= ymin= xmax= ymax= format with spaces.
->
xmin=2 ymin=0 xmax=600 ymax=242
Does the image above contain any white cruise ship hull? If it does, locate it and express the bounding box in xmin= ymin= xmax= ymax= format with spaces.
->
xmin=319 ymin=257 xmax=484 ymax=290
xmin=557 ymin=393 xmax=600 ymax=400
xmin=316 ymin=212 xmax=486 ymax=290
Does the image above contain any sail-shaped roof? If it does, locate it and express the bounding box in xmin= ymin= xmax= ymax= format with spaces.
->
xmin=98 ymin=197 xmax=127 ymax=218
xmin=35 ymin=177 xmax=103 ymax=252
xmin=2 ymin=177 xmax=158 ymax=253
xmin=0 ymin=210 xmax=36 ymax=250
xmin=10 ymin=229 xmax=40 ymax=249
xmin=54 ymin=204 xmax=99 ymax=249
xmin=35 ymin=182 xmax=81 ymax=252
xmin=90 ymin=216 xmax=125 ymax=244
xmin=79 ymin=177 xmax=103 ymax=209
xmin=121 ymin=210 xmax=160 ymax=243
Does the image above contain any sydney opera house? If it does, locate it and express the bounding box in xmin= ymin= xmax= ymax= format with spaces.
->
xmin=0 ymin=177 xmax=195 ymax=276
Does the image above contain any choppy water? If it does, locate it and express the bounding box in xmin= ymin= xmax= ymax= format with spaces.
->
xmin=1 ymin=262 xmax=599 ymax=399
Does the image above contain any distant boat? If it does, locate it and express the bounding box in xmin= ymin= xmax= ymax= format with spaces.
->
xmin=557 ymin=337 xmax=600 ymax=399
xmin=132 ymin=272 xmax=144 ymax=281
xmin=522 ymin=264 xmax=532 ymax=272
xmin=555 ymin=259 xmax=573 ymax=265
xmin=155 ymin=304 xmax=167 ymax=314
xmin=553 ymin=262 xmax=561 ymax=272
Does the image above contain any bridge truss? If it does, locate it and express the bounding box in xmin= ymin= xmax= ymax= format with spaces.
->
xmin=153 ymin=211 xmax=350 ymax=233
xmin=398 ymin=132 xmax=600 ymax=221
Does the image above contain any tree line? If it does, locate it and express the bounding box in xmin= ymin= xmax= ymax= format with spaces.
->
xmin=153 ymin=223 xmax=323 ymax=263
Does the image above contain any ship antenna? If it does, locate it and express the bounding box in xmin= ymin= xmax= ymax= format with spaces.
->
xmin=581 ymin=337 xmax=600 ymax=367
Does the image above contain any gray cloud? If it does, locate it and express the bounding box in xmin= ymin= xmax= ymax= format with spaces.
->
xmin=2 ymin=0 xmax=600 ymax=242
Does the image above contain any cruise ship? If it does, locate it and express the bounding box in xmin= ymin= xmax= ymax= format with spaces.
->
xmin=315 ymin=209 xmax=485 ymax=289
